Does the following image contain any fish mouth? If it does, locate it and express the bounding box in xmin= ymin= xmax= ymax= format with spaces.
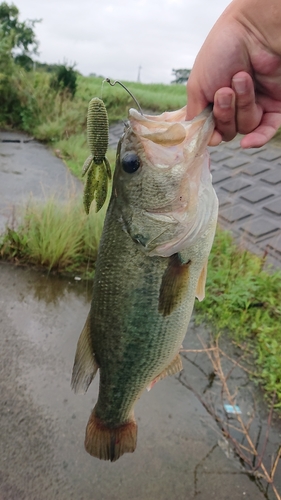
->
xmin=129 ymin=105 xmax=214 ymax=146
xmin=128 ymin=106 xmax=214 ymax=170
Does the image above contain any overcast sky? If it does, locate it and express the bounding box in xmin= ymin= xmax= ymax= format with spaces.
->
xmin=16 ymin=0 xmax=230 ymax=84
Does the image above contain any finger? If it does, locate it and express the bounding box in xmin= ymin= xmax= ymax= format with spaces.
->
xmin=213 ymin=88 xmax=236 ymax=142
xmin=240 ymin=112 xmax=281 ymax=148
xmin=208 ymin=129 xmax=223 ymax=147
xmin=232 ymin=72 xmax=263 ymax=134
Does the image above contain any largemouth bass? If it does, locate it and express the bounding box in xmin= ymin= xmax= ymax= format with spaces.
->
xmin=72 ymin=105 xmax=218 ymax=462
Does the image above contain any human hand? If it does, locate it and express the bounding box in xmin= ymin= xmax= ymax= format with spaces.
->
xmin=186 ymin=0 xmax=281 ymax=148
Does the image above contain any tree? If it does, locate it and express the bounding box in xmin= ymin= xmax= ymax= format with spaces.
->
xmin=171 ymin=68 xmax=191 ymax=84
xmin=0 ymin=2 xmax=40 ymax=68
xmin=50 ymin=64 xmax=77 ymax=98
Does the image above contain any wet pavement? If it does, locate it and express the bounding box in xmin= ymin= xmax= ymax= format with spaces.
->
xmin=0 ymin=131 xmax=81 ymax=233
xmin=0 ymin=128 xmax=281 ymax=499
xmin=1 ymin=263 xmax=280 ymax=500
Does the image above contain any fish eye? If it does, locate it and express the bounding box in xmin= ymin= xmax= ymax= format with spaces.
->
xmin=121 ymin=153 xmax=140 ymax=174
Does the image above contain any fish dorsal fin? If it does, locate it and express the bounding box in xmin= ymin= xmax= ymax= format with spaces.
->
xmin=195 ymin=261 xmax=208 ymax=302
xmin=147 ymin=354 xmax=183 ymax=391
xmin=142 ymin=123 xmax=186 ymax=146
xmin=158 ymin=253 xmax=191 ymax=317
xmin=71 ymin=312 xmax=99 ymax=394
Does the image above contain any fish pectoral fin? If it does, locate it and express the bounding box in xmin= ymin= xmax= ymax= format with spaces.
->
xmin=147 ymin=354 xmax=183 ymax=391
xmin=158 ymin=253 xmax=191 ymax=317
xmin=71 ymin=312 xmax=99 ymax=394
xmin=195 ymin=261 xmax=208 ymax=302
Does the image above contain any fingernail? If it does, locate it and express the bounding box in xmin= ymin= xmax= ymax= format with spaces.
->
xmin=217 ymin=94 xmax=232 ymax=108
xmin=233 ymin=78 xmax=246 ymax=94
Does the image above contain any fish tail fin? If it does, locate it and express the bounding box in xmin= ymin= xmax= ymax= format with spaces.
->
xmin=85 ymin=411 xmax=137 ymax=462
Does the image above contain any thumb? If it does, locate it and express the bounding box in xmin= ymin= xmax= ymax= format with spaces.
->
xmin=186 ymin=79 xmax=209 ymax=120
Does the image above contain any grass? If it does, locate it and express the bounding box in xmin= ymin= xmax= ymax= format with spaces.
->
xmin=195 ymin=228 xmax=281 ymax=406
xmin=0 ymin=195 xmax=107 ymax=278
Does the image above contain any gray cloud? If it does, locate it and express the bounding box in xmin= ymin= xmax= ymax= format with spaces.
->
xmin=17 ymin=0 xmax=230 ymax=83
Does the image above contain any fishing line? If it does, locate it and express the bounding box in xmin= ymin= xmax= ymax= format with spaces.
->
xmin=100 ymin=79 xmax=106 ymax=100
xmin=104 ymin=78 xmax=143 ymax=115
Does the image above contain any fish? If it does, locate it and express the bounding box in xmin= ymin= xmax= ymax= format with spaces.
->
xmin=71 ymin=104 xmax=218 ymax=462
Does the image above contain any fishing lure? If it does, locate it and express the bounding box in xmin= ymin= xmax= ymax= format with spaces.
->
xmin=83 ymin=83 xmax=142 ymax=214
xmin=82 ymin=97 xmax=111 ymax=214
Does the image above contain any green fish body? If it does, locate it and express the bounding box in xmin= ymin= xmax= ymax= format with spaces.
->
xmin=72 ymin=105 xmax=218 ymax=461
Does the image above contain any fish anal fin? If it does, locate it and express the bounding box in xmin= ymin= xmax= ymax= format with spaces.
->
xmin=85 ymin=411 xmax=137 ymax=462
xmin=158 ymin=253 xmax=191 ymax=317
xmin=71 ymin=312 xmax=99 ymax=394
xmin=147 ymin=353 xmax=183 ymax=391
xmin=196 ymin=261 xmax=208 ymax=302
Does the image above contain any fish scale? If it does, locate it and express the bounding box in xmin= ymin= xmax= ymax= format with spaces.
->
xmin=91 ymin=206 xmax=192 ymax=424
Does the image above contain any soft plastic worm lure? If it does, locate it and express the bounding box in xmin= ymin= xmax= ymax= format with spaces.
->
xmin=82 ymin=97 xmax=111 ymax=214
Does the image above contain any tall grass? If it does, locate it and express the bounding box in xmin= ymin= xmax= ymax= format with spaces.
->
xmin=195 ymin=228 xmax=281 ymax=406
xmin=0 ymin=195 xmax=107 ymax=277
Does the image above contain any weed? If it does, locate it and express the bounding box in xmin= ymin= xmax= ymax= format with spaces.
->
xmin=195 ymin=228 xmax=281 ymax=406
xmin=0 ymin=195 xmax=107 ymax=278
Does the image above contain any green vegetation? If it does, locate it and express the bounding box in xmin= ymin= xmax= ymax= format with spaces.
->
xmin=50 ymin=64 xmax=77 ymax=97
xmin=195 ymin=229 xmax=281 ymax=406
xmin=0 ymin=196 xmax=107 ymax=277
xmin=171 ymin=68 xmax=191 ymax=84
xmin=0 ymin=1 xmax=40 ymax=69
